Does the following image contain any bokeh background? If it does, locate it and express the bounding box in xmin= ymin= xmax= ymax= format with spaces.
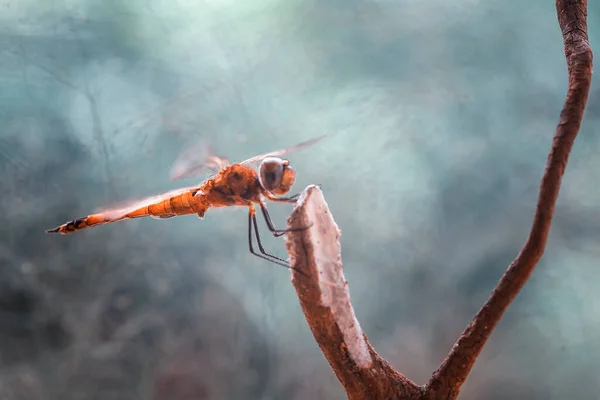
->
xmin=1 ymin=1 xmax=599 ymax=399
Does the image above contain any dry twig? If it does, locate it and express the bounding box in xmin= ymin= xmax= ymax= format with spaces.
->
xmin=284 ymin=1 xmax=593 ymax=399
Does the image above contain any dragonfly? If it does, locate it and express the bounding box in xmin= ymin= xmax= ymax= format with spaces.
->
xmin=45 ymin=135 xmax=326 ymax=269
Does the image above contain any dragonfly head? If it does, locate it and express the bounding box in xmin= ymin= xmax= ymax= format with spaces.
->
xmin=258 ymin=157 xmax=296 ymax=196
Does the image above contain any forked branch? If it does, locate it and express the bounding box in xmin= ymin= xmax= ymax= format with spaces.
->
xmin=284 ymin=1 xmax=592 ymax=399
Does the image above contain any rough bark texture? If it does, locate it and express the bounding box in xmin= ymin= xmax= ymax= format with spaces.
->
xmin=284 ymin=1 xmax=592 ymax=399
xmin=424 ymin=1 xmax=592 ymax=398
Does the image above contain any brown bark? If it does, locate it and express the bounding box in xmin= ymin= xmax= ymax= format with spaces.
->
xmin=284 ymin=1 xmax=593 ymax=399
xmin=424 ymin=1 xmax=592 ymax=398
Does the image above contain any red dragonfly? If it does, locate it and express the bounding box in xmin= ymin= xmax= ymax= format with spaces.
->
xmin=46 ymin=135 xmax=325 ymax=269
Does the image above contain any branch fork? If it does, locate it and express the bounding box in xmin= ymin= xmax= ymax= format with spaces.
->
xmin=284 ymin=1 xmax=592 ymax=398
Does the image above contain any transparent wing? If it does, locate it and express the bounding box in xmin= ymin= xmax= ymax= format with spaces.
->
xmin=170 ymin=138 xmax=230 ymax=181
xmin=170 ymin=133 xmax=326 ymax=181
xmin=240 ymin=134 xmax=327 ymax=167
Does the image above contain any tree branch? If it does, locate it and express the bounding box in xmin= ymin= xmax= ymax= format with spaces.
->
xmin=424 ymin=1 xmax=592 ymax=397
xmin=285 ymin=1 xmax=592 ymax=399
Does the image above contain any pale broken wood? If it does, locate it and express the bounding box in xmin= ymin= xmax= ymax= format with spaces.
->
xmin=285 ymin=185 xmax=422 ymax=400
xmin=287 ymin=185 xmax=372 ymax=368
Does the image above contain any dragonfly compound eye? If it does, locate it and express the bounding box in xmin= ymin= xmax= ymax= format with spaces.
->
xmin=272 ymin=164 xmax=295 ymax=196
xmin=259 ymin=157 xmax=285 ymax=192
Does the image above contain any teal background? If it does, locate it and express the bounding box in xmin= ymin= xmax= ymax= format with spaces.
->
xmin=0 ymin=1 xmax=599 ymax=399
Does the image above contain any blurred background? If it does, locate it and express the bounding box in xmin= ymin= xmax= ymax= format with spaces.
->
xmin=0 ymin=0 xmax=599 ymax=399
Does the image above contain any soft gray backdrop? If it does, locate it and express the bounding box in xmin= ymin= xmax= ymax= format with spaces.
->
xmin=0 ymin=0 xmax=599 ymax=399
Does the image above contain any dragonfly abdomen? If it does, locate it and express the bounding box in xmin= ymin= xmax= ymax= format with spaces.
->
xmin=145 ymin=191 xmax=209 ymax=219
xmin=45 ymin=214 xmax=109 ymax=234
xmin=46 ymin=190 xmax=210 ymax=235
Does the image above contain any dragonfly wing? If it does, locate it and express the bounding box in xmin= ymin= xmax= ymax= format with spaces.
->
xmin=170 ymin=138 xmax=230 ymax=181
xmin=171 ymin=133 xmax=326 ymax=180
xmin=240 ymin=134 xmax=327 ymax=167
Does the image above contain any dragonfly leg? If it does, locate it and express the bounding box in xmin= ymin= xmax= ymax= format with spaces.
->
xmin=282 ymin=193 xmax=301 ymax=202
xmin=247 ymin=207 xmax=309 ymax=277
xmin=266 ymin=194 xmax=299 ymax=203
xmin=247 ymin=207 xmax=293 ymax=269
xmin=284 ymin=183 xmax=322 ymax=201
xmin=265 ymin=184 xmax=322 ymax=204
xmin=259 ymin=202 xmax=312 ymax=238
